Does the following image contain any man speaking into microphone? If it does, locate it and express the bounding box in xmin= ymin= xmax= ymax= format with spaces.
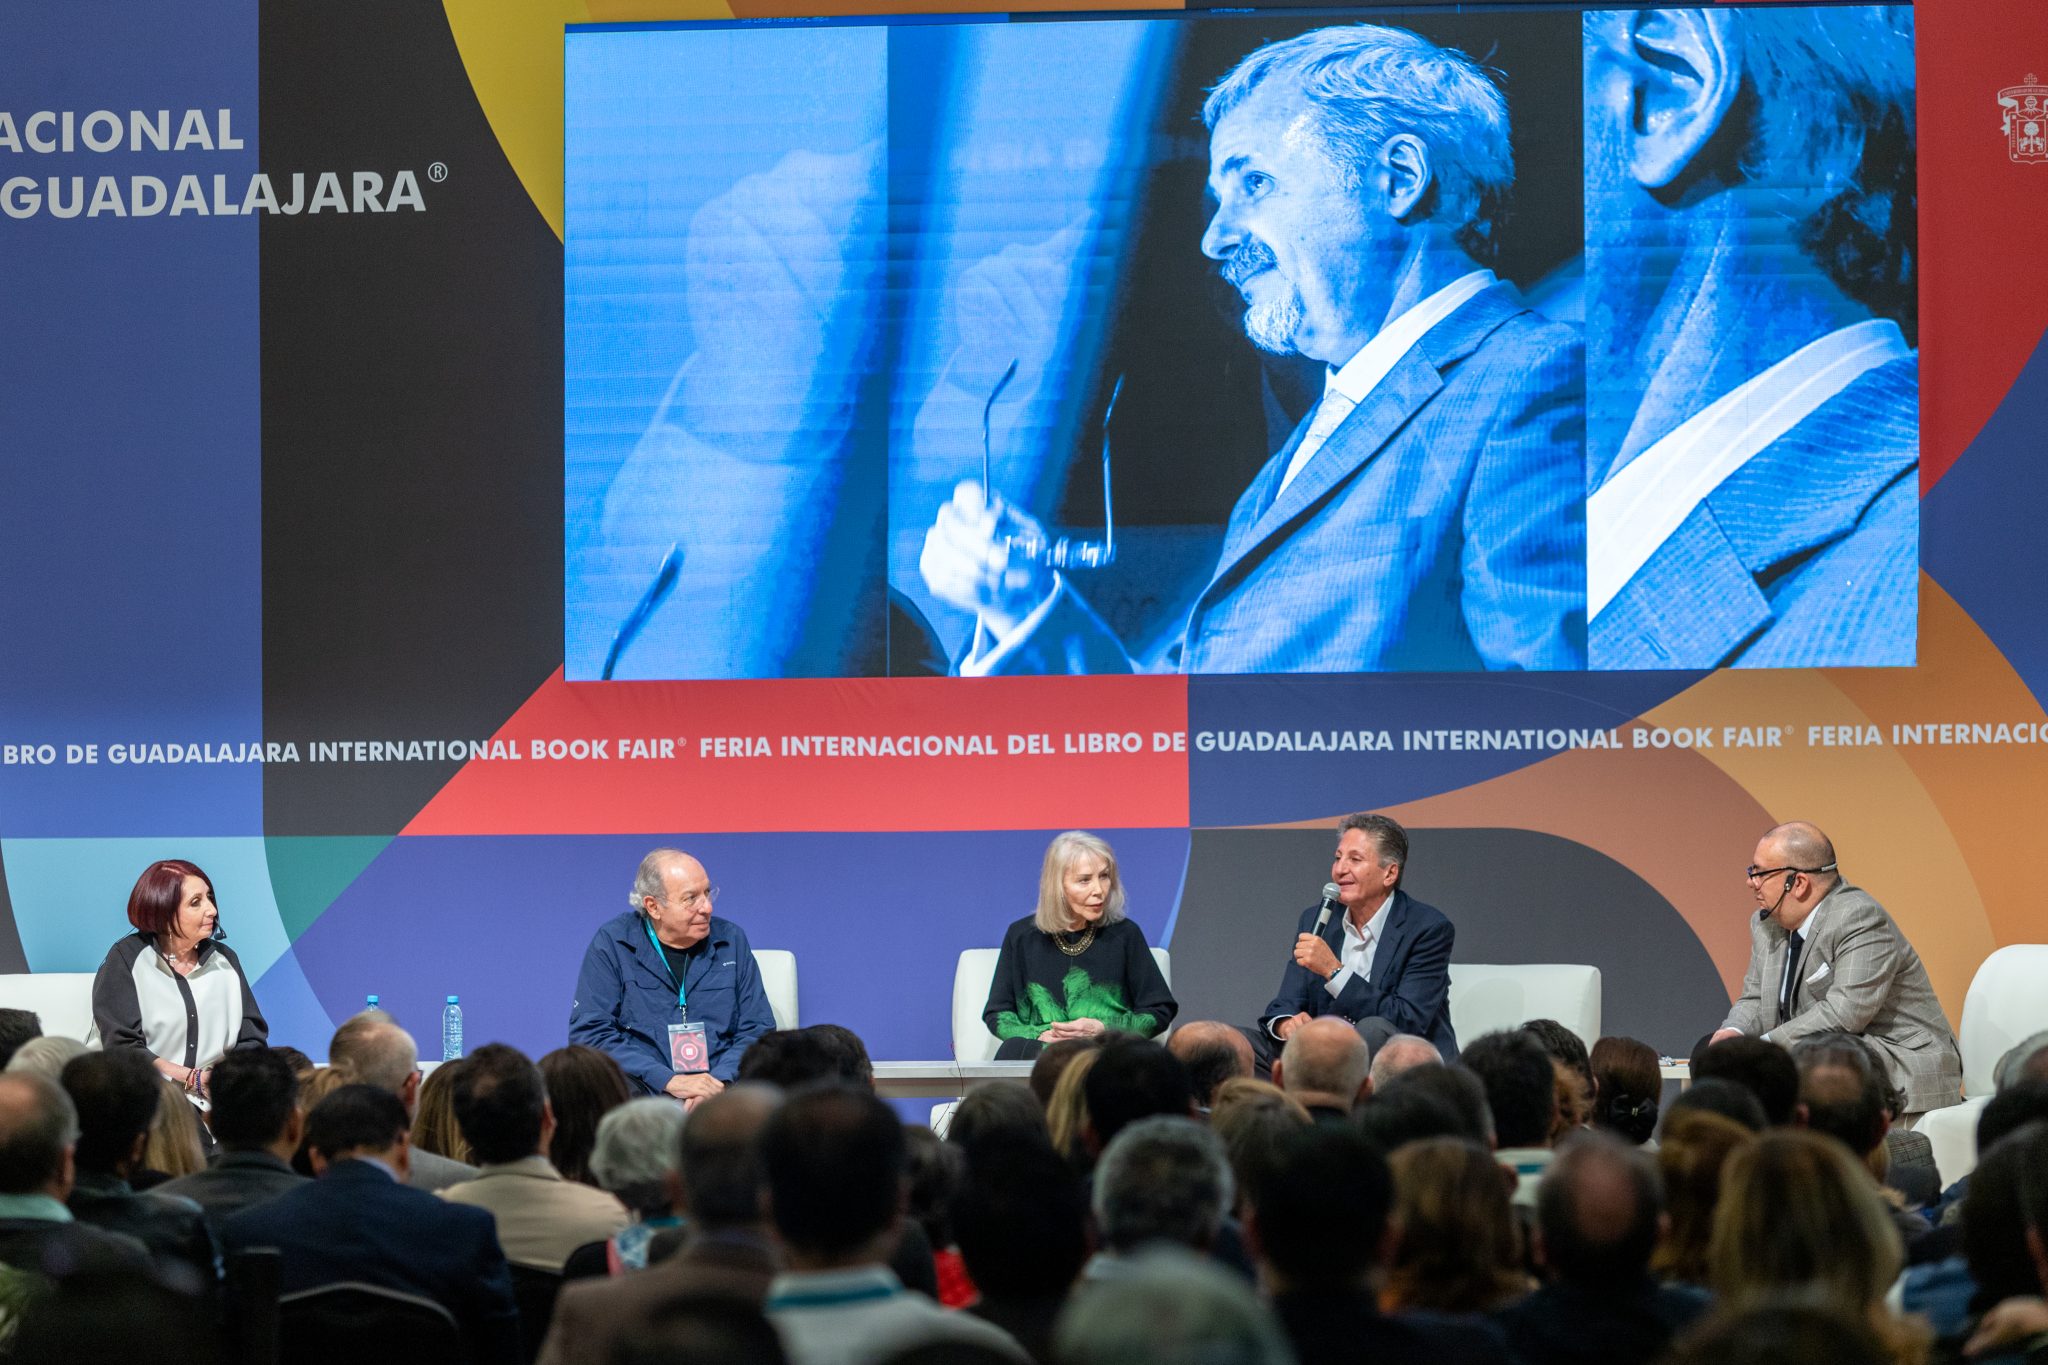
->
xmin=1707 ymin=821 xmax=1959 ymax=1119
xmin=1244 ymin=814 xmax=1458 ymax=1074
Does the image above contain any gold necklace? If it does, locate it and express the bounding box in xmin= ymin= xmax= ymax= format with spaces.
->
xmin=1053 ymin=924 xmax=1098 ymax=957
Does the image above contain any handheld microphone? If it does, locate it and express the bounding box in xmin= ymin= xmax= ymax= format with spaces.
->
xmin=1312 ymin=882 xmax=1342 ymax=934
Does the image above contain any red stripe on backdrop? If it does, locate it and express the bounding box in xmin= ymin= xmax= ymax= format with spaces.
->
xmin=1920 ymin=0 xmax=2048 ymax=491
xmin=403 ymin=670 xmax=1190 ymax=834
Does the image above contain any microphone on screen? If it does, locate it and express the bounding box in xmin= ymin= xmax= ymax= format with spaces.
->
xmin=1312 ymin=883 xmax=1342 ymax=934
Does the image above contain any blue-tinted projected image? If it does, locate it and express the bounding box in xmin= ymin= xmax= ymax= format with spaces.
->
xmin=564 ymin=5 xmax=1914 ymax=680
xmin=1584 ymin=8 xmax=1919 ymax=669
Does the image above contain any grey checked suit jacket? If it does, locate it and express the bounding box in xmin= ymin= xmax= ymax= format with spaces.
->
xmin=1720 ymin=882 xmax=1960 ymax=1113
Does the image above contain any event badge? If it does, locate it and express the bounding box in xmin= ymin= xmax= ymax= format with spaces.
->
xmin=669 ymin=1021 xmax=709 ymax=1074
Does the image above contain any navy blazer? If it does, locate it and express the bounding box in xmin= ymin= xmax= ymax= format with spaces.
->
xmin=221 ymin=1158 xmax=520 ymax=1365
xmin=1258 ymin=890 xmax=1457 ymax=1060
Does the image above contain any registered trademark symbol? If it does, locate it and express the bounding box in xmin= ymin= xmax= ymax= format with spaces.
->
xmin=428 ymin=162 xmax=448 ymax=182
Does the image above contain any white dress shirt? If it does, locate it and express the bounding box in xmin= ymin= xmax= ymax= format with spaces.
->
xmin=1588 ymin=318 xmax=1912 ymax=619
xmin=1325 ymin=897 xmax=1394 ymax=1001
xmin=1278 ymin=269 xmax=1497 ymax=496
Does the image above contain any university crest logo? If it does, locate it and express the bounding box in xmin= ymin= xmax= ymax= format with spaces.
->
xmin=1999 ymin=75 xmax=2048 ymax=163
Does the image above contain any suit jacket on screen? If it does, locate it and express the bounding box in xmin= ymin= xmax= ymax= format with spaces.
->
xmin=1258 ymin=889 xmax=1458 ymax=1060
xmin=1719 ymin=881 xmax=1960 ymax=1113
xmin=976 ymin=283 xmax=1586 ymax=675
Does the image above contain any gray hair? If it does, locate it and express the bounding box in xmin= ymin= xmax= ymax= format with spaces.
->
xmin=1093 ymin=1115 xmax=1233 ymax=1254
xmin=630 ymin=848 xmax=691 ymax=912
xmin=4 ymin=1036 xmax=88 ymax=1083
xmin=1033 ymin=831 xmax=1128 ymax=935
xmin=1337 ymin=812 xmax=1409 ymax=880
xmin=1056 ymin=1246 xmax=1294 ymax=1365
xmin=328 ymin=1011 xmax=419 ymax=1094
xmin=1203 ymin=24 xmax=1513 ymax=260
xmin=589 ymin=1096 xmax=687 ymax=1216
xmin=1995 ymin=1031 xmax=2048 ymax=1092
xmin=1369 ymin=1033 xmax=1442 ymax=1091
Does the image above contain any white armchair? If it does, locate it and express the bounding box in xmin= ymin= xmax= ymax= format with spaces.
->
xmin=1447 ymin=964 xmax=1601 ymax=1052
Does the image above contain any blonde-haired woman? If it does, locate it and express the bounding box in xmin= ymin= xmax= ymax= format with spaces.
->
xmin=983 ymin=831 xmax=1177 ymax=1060
xmin=1708 ymin=1128 xmax=1928 ymax=1363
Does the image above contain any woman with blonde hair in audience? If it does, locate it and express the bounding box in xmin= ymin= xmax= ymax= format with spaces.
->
xmin=411 ymin=1056 xmax=473 ymax=1165
xmin=1653 ymin=1108 xmax=1754 ymax=1288
xmin=1708 ymin=1128 xmax=1927 ymax=1363
xmin=1208 ymin=1079 xmax=1309 ymax=1219
xmin=134 ymin=1071 xmax=208 ymax=1187
xmin=1383 ymin=1136 xmax=1531 ymax=1313
xmin=1044 ymin=1046 xmax=1102 ymax=1168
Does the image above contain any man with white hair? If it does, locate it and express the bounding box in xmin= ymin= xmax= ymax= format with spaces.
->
xmin=1370 ymin=1034 xmax=1443 ymax=1091
xmin=921 ymin=21 xmax=1585 ymax=675
xmin=570 ymin=849 xmax=776 ymax=1107
xmin=1089 ymin=1116 xmax=1235 ymax=1273
xmin=1272 ymin=1018 xmax=1373 ymax=1121
xmin=328 ymin=1010 xmax=476 ymax=1191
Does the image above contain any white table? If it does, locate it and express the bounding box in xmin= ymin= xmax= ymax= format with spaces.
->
xmin=871 ymin=1060 xmax=1033 ymax=1100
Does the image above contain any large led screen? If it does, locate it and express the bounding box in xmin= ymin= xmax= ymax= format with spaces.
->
xmin=564 ymin=6 xmax=1916 ymax=680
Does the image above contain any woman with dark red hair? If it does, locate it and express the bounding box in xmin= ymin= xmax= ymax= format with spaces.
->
xmin=90 ymin=859 xmax=268 ymax=1103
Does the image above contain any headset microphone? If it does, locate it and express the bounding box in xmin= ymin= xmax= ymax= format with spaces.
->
xmin=1784 ymin=873 xmax=1796 ymax=892
xmin=1312 ymin=883 xmax=1342 ymax=935
xmin=211 ymin=918 xmax=228 ymax=943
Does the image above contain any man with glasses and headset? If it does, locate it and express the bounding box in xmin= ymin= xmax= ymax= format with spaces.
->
xmin=571 ymin=849 xmax=776 ymax=1108
xmin=1707 ymin=821 xmax=1959 ymax=1119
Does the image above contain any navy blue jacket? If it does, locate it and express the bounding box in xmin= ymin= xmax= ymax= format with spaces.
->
xmin=568 ymin=911 xmax=775 ymax=1092
xmin=1257 ymin=889 xmax=1458 ymax=1060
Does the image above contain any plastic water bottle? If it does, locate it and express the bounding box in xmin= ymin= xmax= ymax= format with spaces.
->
xmin=365 ymin=994 xmax=380 ymax=1010
xmin=441 ymin=995 xmax=463 ymax=1061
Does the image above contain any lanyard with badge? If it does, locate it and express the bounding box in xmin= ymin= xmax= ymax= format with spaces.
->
xmin=646 ymin=917 xmax=710 ymax=1075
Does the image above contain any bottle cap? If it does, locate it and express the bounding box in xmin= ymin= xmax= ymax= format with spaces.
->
xmin=446 ymin=995 xmax=459 ymax=1004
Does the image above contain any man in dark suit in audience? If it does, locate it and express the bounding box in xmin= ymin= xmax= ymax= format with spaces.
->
xmin=157 ymin=1047 xmax=308 ymax=1223
xmin=1248 ymin=1124 xmax=1507 ymax=1364
xmin=1791 ymin=1034 xmax=1932 ymax=1246
xmin=537 ymin=1084 xmax=783 ymax=1365
xmin=221 ymin=1084 xmax=521 ymax=1365
xmin=328 ymin=1009 xmax=477 ymax=1191
xmin=1495 ymin=1131 xmax=1707 ymax=1365
xmin=59 ymin=1049 xmax=217 ymax=1289
xmin=0 ymin=1072 xmax=154 ymax=1281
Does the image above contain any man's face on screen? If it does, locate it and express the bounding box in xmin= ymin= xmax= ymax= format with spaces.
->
xmin=1203 ymin=83 xmax=1385 ymax=367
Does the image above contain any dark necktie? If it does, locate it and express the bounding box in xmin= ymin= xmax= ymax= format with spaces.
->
xmin=1777 ymin=929 xmax=1805 ymax=1024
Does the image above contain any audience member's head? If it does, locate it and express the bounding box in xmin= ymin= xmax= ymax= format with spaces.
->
xmin=143 ymin=1073 xmax=206 ymax=1179
xmin=1460 ymin=1030 xmax=1557 ymax=1149
xmin=1652 ymin=1108 xmax=1757 ymax=1286
xmin=1054 ymin=1247 xmax=1293 ymax=1365
xmin=1044 ymin=1047 xmax=1101 ymax=1167
xmin=804 ymin=1024 xmax=875 ymax=1090
xmin=737 ymin=1029 xmax=842 ymax=1091
xmin=0 ymin=1009 xmax=42 ymax=1070
xmin=609 ymin=1297 xmax=789 ymax=1365
xmin=1167 ymin=1022 xmax=1254 ymax=1109
xmin=1535 ymin=1130 xmax=1661 ymax=1286
xmin=1272 ymin=1017 xmax=1371 ymax=1114
xmin=1028 ymin=1036 xmax=1105 ymax=1108
xmin=411 ymin=1056 xmax=472 ymax=1164
xmin=762 ymin=1086 xmax=904 ymax=1265
xmin=1663 ymin=1077 xmax=1768 ymax=1134
xmin=952 ymin=1132 xmax=1088 ymax=1301
xmin=679 ymin=1084 xmax=781 ymax=1232
xmin=903 ymin=1124 xmax=965 ymax=1253
xmin=1961 ymin=1121 xmax=2047 ymax=1311
xmin=207 ymin=1046 xmax=302 ymax=1154
xmin=5 ymin=1034 xmax=87 ymax=1083
xmin=270 ymin=1045 xmax=316 ymax=1082
xmin=304 ymin=1083 xmax=411 ymax=1174
xmin=539 ymin=1044 xmax=631 ymax=1185
xmin=1093 ymin=1115 xmax=1232 ymax=1256
xmin=1248 ymin=1124 xmax=1390 ymax=1293
xmin=1385 ymin=1136 xmax=1526 ymax=1312
xmin=1083 ymin=1038 xmax=1193 ymax=1153
xmin=1975 ymin=1078 xmax=2048 ymax=1155
xmin=1374 ymin=1063 xmax=1494 ymax=1148
xmin=1356 ymin=1079 xmax=1469 ymax=1154
xmin=0 ymin=1071 xmax=79 ymax=1198
xmin=1524 ymin=1019 xmax=1593 ymax=1092
xmin=2020 ymin=1124 xmax=2048 ymax=1296
xmin=1660 ymin=1302 xmax=1893 ymax=1365
xmin=328 ymin=1010 xmax=420 ymax=1103
xmin=1692 ymin=1036 xmax=1799 ymax=1126
xmin=61 ymin=1049 xmax=159 ymax=1177
xmin=588 ymin=1096 xmax=686 ymax=1219
xmin=1209 ymin=1078 xmax=1310 ymax=1217
xmin=1589 ymin=1036 xmax=1661 ymax=1145
xmin=450 ymin=1043 xmax=550 ymax=1167
xmin=944 ymin=1081 xmax=1044 ymax=1154
xmin=1791 ymin=1033 xmax=1889 ymax=1159
xmin=1369 ymin=1033 xmax=1442 ymax=1092
xmin=1709 ymin=1128 xmax=1902 ymax=1321
xmin=1994 ymin=1031 xmax=2048 ymax=1093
